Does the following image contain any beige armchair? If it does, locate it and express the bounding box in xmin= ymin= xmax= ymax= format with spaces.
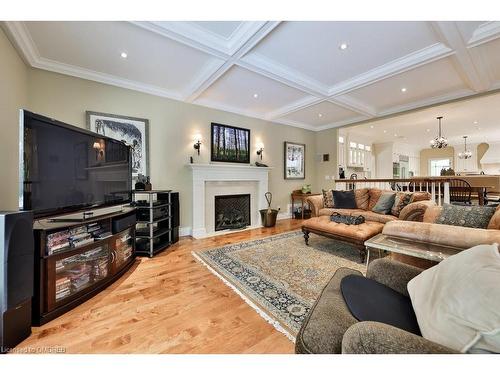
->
xmin=295 ymin=258 xmax=458 ymax=354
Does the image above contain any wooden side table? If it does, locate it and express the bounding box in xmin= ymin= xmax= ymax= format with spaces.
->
xmin=291 ymin=190 xmax=321 ymax=219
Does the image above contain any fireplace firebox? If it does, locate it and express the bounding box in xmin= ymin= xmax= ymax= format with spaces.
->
xmin=214 ymin=194 xmax=251 ymax=231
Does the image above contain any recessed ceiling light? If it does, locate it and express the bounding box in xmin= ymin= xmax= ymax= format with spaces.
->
xmin=318 ymin=113 xmax=323 ymax=118
xmin=253 ymin=93 xmax=259 ymax=98
xmin=383 ymin=130 xmax=387 ymax=133
xmin=473 ymin=121 xmax=478 ymax=124
xmin=339 ymin=43 xmax=348 ymax=50
xmin=370 ymin=125 xmax=374 ymax=129
xmin=120 ymin=52 xmax=128 ymax=58
xmin=426 ymin=129 xmax=430 ymax=132
xmin=401 ymin=87 xmax=407 ymax=93
xmin=394 ymin=134 xmax=398 ymax=137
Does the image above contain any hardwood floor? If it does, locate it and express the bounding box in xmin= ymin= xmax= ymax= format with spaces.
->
xmin=15 ymin=219 xmax=304 ymax=354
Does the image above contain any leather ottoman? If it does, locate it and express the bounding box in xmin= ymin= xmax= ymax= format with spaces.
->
xmin=301 ymin=216 xmax=384 ymax=262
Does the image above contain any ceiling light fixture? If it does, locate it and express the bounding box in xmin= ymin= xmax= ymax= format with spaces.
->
xmin=430 ymin=116 xmax=448 ymax=149
xmin=401 ymin=87 xmax=407 ymax=92
xmin=473 ymin=121 xmax=478 ymax=124
xmin=253 ymin=93 xmax=258 ymax=98
xmin=318 ymin=113 xmax=323 ymax=118
xmin=370 ymin=125 xmax=374 ymax=129
xmin=383 ymin=130 xmax=387 ymax=133
xmin=458 ymin=136 xmax=472 ymax=159
xmin=120 ymin=52 xmax=128 ymax=58
xmin=339 ymin=43 xmax=348 ymax=50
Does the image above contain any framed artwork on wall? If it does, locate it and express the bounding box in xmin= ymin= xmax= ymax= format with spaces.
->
xmin=284 ymin=141 xmax=305 ymax=179
xmin=86 ymin=111 xmax=149 ymax=177
xmin=211 ymin=122 xmax=250 ymax=164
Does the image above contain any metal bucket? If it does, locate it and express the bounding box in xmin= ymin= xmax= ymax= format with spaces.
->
xmin=260 ymin=209 xmax=278 ymax=227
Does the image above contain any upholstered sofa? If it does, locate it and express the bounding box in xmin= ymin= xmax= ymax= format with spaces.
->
xmin=382 ymin=204 xmax=500 ymax=248
xmin=305 ymin=188 xmax=433 ymax=223
xmin=295 ymin=258 xmax=458 ymax=354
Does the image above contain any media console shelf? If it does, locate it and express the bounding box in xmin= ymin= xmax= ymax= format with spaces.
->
xmin=32 ymin=206 xmax=137 ymax=325
xmin=132 ymin=190 xmax=179 ymax=258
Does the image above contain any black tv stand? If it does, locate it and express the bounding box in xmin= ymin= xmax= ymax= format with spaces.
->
xmin=48 ymin=205 xmax=126 ymax=222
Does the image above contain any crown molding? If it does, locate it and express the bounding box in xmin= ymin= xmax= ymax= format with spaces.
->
xmin=467 ymin=21 xmax=500 ymax=48
xmin=34 ymin=57 xmax=184 ymax=101
xmin=430 ymin=21 xmax=491 ymax=93
xmin=2 ymin=21 xmax=39 ymax=66
xmin=327 ymin=43 xmax=455 ymax=97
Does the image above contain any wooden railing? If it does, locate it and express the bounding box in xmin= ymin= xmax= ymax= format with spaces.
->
xmin=334 ymin=178 xmax=451 ymax=205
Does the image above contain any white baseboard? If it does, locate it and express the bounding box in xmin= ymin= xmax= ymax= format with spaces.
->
xmin=180 ymin=212 xmax=294 ymax=238
xmin=179 ymin=226 xmax=192 ymax=237
xmin=277 ymin=212 xmax=292 ymax=220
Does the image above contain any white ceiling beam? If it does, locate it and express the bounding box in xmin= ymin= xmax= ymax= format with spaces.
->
xmin=430 ymin=21 xmax=492 ymax=92
xmin=327 ymin=43 xmax=454 ymax=97
xmin=264 ymin=96 xmax=324 ymax=120
xmin=329 ymin=95 xmax=377 ymax=118
xmin=182 ymin=21 xmax=281 ymax=102
xmin=130 ymin=21 xmax=230 ymax=60
xmin=468 ymin=21 xmax=500 ymax=48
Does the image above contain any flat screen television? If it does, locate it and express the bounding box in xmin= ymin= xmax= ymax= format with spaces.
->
xmin=19 ymin=110 xmax=132 ymax=218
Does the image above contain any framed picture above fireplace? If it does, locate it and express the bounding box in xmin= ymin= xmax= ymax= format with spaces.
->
xmin=211 ymin=123 xmax=250 ymax=164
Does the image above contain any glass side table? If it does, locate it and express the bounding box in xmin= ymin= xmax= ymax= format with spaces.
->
xmin=364 ymin=233 xmax=464 ymax=266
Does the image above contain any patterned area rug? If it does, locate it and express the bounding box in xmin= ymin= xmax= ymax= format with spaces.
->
xmin=192 ymin=231 xmax=366 ymax=341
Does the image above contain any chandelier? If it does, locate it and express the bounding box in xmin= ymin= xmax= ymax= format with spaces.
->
xmin=430 ymin=116 xmax=448 ymax=149
xmin=458 ymin=135 xmax=472 ymax=159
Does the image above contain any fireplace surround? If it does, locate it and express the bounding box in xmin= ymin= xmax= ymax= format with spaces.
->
xmin=187 ymin=164 xmax=272 ymax=238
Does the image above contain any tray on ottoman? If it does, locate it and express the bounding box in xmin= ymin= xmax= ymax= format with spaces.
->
xmin=301 ymin=216 xmax=384 ymax=263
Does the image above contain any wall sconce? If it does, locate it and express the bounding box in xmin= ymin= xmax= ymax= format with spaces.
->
xmin=93 ymin=139 xmax=105 ymax=161
xmin=193 ymin=134 xmax=202 ymax=156
xmin=256 ymin=144 xmax=264 ymax=160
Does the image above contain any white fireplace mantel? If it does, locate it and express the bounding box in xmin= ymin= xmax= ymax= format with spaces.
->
xmin=187 ymin=163 xmax=272 ymax=238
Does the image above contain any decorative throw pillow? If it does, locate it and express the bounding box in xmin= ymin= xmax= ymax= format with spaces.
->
xmin=436 ymin=203 xmax=496 ymax=229
xmin=354 ymin=188 xmax=370 ymax=210
xmin=332 ymin=190 xmax=357 ymax=209
xmin=408 ymin=243 xmax=500 ymax=353
xmin=322 ymin=189 xmax=334 ymax=208
xmin=371 ymin=192 xmax=396 ymax=215
xmin=391 ymin=192 xmax=413 ymax=217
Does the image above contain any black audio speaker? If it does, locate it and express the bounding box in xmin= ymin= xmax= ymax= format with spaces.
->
xmin=171 ymin=193 xmax=179 ymax=243
xmin=112 ymin=213 xmax=136 ymax=234
xmin=0 ymin=211 xmax=34 ymax=353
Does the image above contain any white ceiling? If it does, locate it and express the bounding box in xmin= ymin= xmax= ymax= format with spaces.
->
xmin=4 ymin=20 xmax=500 ymax=131
xmin=345 ymin=90 xmax=500 ymax=148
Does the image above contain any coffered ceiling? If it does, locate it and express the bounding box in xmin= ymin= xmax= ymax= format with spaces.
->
xmin=4 ymin=21 xmax=500 ymax=131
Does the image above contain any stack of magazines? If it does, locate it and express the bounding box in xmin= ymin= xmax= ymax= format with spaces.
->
xmin=89 ymin=223 xmax=112 ymax=240
xmin=55 ymin=276 xmax=71 ymax=300
xmin=67 ymin=265 xmax=91 ymax=292
xmin=47 ymin=230 xmax=71 ymax=255
xmin=69 ymin=225 xmax=94 ymax=248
